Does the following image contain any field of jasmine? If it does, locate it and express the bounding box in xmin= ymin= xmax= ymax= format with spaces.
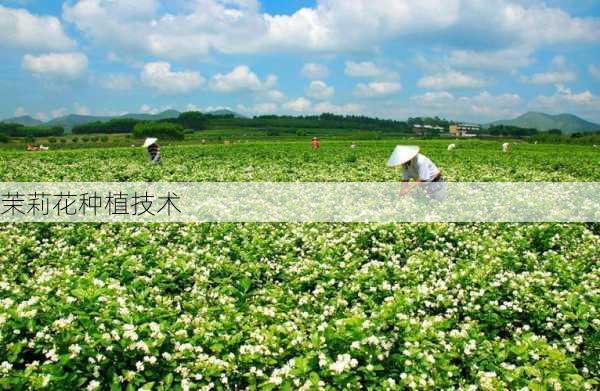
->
xmin=0 ymin=139 xmax=599 ymax=390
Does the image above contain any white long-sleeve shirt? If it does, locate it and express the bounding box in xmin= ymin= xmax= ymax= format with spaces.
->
xmin=402 ymin=153 xmax=440 ymax=181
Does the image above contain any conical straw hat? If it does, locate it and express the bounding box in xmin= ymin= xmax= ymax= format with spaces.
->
xmin=387 ymin=145 xmax=419 ymax=167
xmin=143 ymin=138 xmax=158 ymax=148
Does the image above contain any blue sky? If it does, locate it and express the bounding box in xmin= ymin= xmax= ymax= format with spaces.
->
xmin=1 ymin=0 xmax=599 ymax=123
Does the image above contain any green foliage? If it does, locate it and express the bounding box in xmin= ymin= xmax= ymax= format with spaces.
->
xmin=296 ymin=129 xmax=308 ymax=137
xmin=0 ymin=140 xmax=598 ymax=389
xmin=0 ymin=133 xmax=9 ymax=143
xmin=71 ymin=137 xmax=79 ymax=143
xmin=72 ymin=118 xmax=142 ymax=134
xmin=0 ymin=122 xmax=64 ymax=137
xmin=176 ymin=111 xmax=208 ymax=130
xmin=133 ymin=122 xmax=185 ymax=140
xmin=530 ymin=130 xmax=600 ymax=145
xmin=208 ymin=112 xmax=413 ymax=133
xmin=488 ymin=124 xmax=538 ymax=137
xmin=491 ymin=111 xmax=600 ymax=133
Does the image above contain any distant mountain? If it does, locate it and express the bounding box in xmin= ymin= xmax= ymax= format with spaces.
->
xmin=42 ymin=110 xmax=181 ymax=132
xmin=1 ymin=109 xmax=246 ymax=131
xmin=207 ymin=109 xmax=244 ymax=118
xmin=1 ymin=115 xmax=44 ymax=126
xmin=119 ymin=109 xmax=181 ymax=121
xmin=44 ymin=114 xmax=112 ymax=130
xmin=489 ymin=112 xmax=600 ymax=134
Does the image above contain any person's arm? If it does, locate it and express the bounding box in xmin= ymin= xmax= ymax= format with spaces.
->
xmin=399 ymin=178 xmax=423 ymax=195
xmin=152 ymin=150 xmax=160 ymax=162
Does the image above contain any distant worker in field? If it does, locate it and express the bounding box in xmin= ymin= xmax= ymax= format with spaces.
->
xmin=311 ymin=136 xmax=320 ymax=151
xmin=143 ymin=137 xmax=161 ymax=164
xmin=388 ymin=145 xmax=446 ymax=200
xmin=503 ymin=142 xmax=510 ymax=153
xmin=448 ymin=143 xmax=456 ymax=151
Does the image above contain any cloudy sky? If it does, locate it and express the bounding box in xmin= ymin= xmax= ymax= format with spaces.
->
xmin=1 ymin=0 xmax=600 ymax=123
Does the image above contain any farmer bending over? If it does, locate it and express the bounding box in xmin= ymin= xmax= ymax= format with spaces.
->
xmin=143 ymin=137 xmax=161 ymax=164
xmin=311 ymin=136 xmax=320 ymax=151
xmin=388 ymin=145 xmax=445 ymax=200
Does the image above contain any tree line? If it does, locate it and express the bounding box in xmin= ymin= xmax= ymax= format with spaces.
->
xmin=3 ymin=111 xmax=598 ymax=144
xmin=487 ymin=125 xmax=539 ymax=137
xmin=0 ymin=123 xmax=64 ymax=137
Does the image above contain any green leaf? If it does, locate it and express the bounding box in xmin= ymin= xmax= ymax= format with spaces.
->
xmin=140 ymin=382 xmax=155 ymax=390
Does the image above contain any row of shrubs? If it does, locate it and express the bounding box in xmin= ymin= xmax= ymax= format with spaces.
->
xmin=132 ymin=122 xmax=185 ymax=140
xmin=72 ymin=112 xmax=206 ymax=136
xmin=72 ymin=120 xmax=185 ymax=140
xmin=0 ymin=123 xmax=65 ymax=137
xmin=47 ymin=136 xmax=111 ymax=143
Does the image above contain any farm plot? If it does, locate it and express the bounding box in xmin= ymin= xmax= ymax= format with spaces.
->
xmin=0 ymin=139 xmax=599 ymax=390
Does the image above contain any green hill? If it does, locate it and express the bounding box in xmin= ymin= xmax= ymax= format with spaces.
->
xmin=490 ymin=112 xmax=600 ymax=134
xmin=41 ymin=110 xmax=181 ymax=132
xmin=0 ymin=115 xmax=44 ymax=126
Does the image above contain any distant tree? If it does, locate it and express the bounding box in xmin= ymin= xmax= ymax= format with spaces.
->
xmin=133 ymin=122 xmax=185 ymax=140
xmin=548 ymin=129 xmax=562 ymax=135
xmin=0 ymin=123 xmax=63 ymax=137
xmin=489 ymin=125 xmax=538 ymax=137
xmin=177 ymin=111 xmax=208 ymax=130
xmin=0 ymin=133 xmax=9 ymax=143
xmin=72 ymin=118 xmax=141 ymax=134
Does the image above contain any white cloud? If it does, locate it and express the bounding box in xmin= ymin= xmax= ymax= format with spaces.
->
xmin=262 ymin=89 xmax=286 ymax=102
xmin=140 ymin=62 xmax=204 ymax=95
xmin=521 ymin=71 xmax=577 ymax=85
xmin=552 ymin=55 xmax=567 ymax=68
xmin=306 ymin=80 xmax=334 ymax=100
xmin=185 ymin=103 xmax=201 ymax=112
xmin=531 ymin=84 xmax=600 ymax=121
xmin=63 ymin=0 xmax=600 ymax=60
xmin=496 ymin=2 xmax=600 ymax=46
xmin=354 ymin=82 xmax=402 ymax=98
xmin=0 ymin=5 xmax=75 ymax=51
xmin=14 ymin=106 xmax=27 ymax=117
xmin=139 ymin=104 xmax=173 ymax=114
xmin=51 ymin=107 xmax=68 ymax=118
xmin=417 ymin=71 xmax=487 ymax=90
xmin=301 ymin=63 xmax=329 ymax=79
xmin=22 ymin=52 xmax=88 ymax=80
xmin=447 ymin=47 xmax=534 ymax=70
xmin=237 ymin=102 xmax=278 ymax=115
xmin=73 ymin=102 xmax=91 ymax=116
xmin=313 ymin=101 xmax=362 ymax=115
xmin=345 ymin=61 xmax=386 ymax=78
xmin=35 ymin=112 xmax=48 ymax=121
xmin=589 ymin=65 xmax=600 ymax=80
xmin=100 ymin=73 xmax=135 ymax=91
xmin=209 ymin=65 xmax=276 ymax=93
xmin=283 ymin=97 xmax=312 ymax=113
xmin=410 ymin=90 xmax=522 ymax=121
